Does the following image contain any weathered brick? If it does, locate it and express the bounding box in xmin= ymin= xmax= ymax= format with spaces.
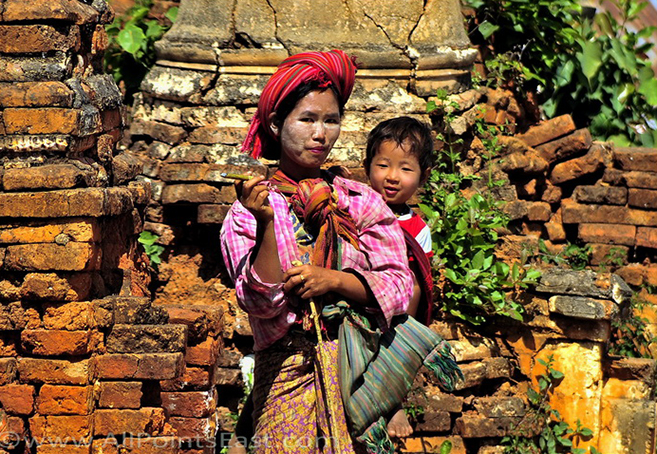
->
xmin=526 ymin=202 xmax=551 ymax=222
xmin=413 ymin=409 xmax=451 ymax=432
xmin=473 ymin=397 xmax=526 ymax=417
xmin=636 ymin=227 xmax=657 ymax=249
xmin=93 ymin=408 xmax=166 ymax=436
xmin=452 ymin=362 xmax=486 ymax=390
xmin=629 ymin=188 xmax=657 ymax=210
xmin=0 ymin=384 xmax=35 ymax=414
xmin=541 ymin=180 xmax=563 ymax=204
xmin=0 ymin=187 xmax=134 ymax=218
xmin=3 ymin=164 xmax=93 ymax=191
xmin=21 ymin=329 xmax=102 ymax=356
xmin=455 ymin=415 xmax=523 ymax=438
xmin=130 ymin=119 xmax=187 ymax=144
xmin=615 ymin=170 xmax=657 ymax=189
xmin=4 ymin=242 xmax=101 ymax=271
xmin=186 ymin=337 xmax=220 ymax=366
xmin=516 ymin=114 xmax=576 ymax=147
xmin=161 ymin=389 xmax=217 ymax=417
xmin=161 ymin=366 xmax=212 ymax=391
xmin=536 ymin=128 xmax=593 ymax=164
xmin=18 ymin=358 xmax=90 ymax=385
xmin=614 ymin=147 xmax=657 ymax=172
xmin=549 ymin=144 xmax=606 ymax=184
xmin=188 ymin=126 xmax=245 ymax=145
xmin=120 ymin=436 xmax=180 ymax=454
xmin=0 ymin=82 xmax=74 ymax=107
xmin=484 ymin=357 xmax=513 ymax=379
xmin=36 ymin=444 xmax=91 ymax=454
xmin=562 ymin=199 xmax=657 ymax=226
xmin=95 ymin=296 xmax=168 ymax=325
xmin=198 ymin=204 xmax=230 ymax=224
xmin=498 ymin=151 xmax=548 ymax=174
xmin=97 ymin=382 xmax=142 ymax=409
xmin=0 ymin=358 xmax=17 ymax=385
xmin=545 ymin=209 xmax=566 ymax=242
xmin=213 ymin=367 xmax=240 ymax=386
xmin=502 ymin=201 xmax=528 ymax=221
xmin=43 ymin=302 xmax=95 ymax=330
xmin=106 ymin=324 xmax=187 ymax=353
xmin=36 ymin=385 xmax=93 ymax=415
xmin=0 ymin=301 xmax=41 ymax=330
xmin=169 ymin=416 xmax=216 ymax=439
xmin=95 ymin=353 xmax=184 ymax=380
xmin=1 ymin=0 xmax=99 ymax=23
xmin=161 ymin=184 xmax=237 ymax=205
xmin=573 ymin=186 xmax=627 ymax=205
xmin=579 ymin=223 xmax=636 ymax=246
xmin=30 ymin=415 xmax=92 ymax=443
xmin=590 ymin=244 xmax=629 ymax=267
xmin=0 ymin=54 xmax=71 ymax=82
xmin=18 ymin=272 xmax=93 ymax=302
xmin=0 ymin=25 xmax=80 ymax=53
xmin=166 ymin=305 xmax=223 ymax=341
xmin=0 ymin=219 xmax=100 ymax=244
xmin=3 ymin=108 xmax=84 ymax=135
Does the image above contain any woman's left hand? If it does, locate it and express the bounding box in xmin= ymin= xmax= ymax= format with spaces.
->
xmin=283 ymin=264 xmax=338 ymax=300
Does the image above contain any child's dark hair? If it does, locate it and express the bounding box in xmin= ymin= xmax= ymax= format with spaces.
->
xmin=364 ymin=116 xmax=434 ymax=175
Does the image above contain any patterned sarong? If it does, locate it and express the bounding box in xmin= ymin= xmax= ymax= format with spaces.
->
xmin=252 ymin=335 xmax=355 ymax=454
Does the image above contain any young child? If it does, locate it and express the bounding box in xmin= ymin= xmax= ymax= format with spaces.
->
xmin=226 ymin=116 xmax=435 ymax=452
xmin=363 ymin=116 xmax=435 ymax=438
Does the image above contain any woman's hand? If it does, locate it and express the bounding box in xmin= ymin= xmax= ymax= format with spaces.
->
xmin=283 ymin=264 xmax=339 ymax=299
xmin=236 ymin=175 xmax=273 ymax=224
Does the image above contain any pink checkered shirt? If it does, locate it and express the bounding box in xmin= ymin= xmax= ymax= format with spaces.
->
xmin=220 ymin=176 xmax=413 ymax=351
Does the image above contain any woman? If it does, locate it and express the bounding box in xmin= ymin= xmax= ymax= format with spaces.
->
xmin=220 ymin=50 xmax=414 ymax=453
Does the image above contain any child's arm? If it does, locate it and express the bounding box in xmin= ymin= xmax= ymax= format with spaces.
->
xmin=407 ymin=261 xmax=422 ymax=318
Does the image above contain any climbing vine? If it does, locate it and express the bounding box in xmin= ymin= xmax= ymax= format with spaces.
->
xmin=502 ymin=356 xmax=600 ymax=454
xmin=422 ymin=90 xmax=540 ymax=325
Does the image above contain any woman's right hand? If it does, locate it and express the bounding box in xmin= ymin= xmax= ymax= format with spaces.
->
xmin=237 ymin=175 xmax=274 ymax=224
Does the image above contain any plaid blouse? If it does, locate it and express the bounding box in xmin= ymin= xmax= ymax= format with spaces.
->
xmin=220 ymin=176 xmax=413 ymax=351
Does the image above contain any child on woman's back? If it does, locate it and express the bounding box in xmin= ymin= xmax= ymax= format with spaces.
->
xmin=363 ymin=116 xmax=435 ymax=438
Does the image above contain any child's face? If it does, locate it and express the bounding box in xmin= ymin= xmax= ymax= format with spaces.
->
xmin=368 ymin=139 xmax=424 ymax=212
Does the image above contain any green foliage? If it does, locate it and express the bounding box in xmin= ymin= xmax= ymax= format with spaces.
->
xmin=423 ymin=90 xmax=540 ymax=325
xmin=104 ymin=0 xmax=178 ymax=103
xmin=502 ymin=356 xmax=599 ymax=454
xmin=525 ymin=240 xmax=591 ymax=271
xmin=609 ymin=288 xmax=656 ymax=358
xmin=138 ymin=231 xmax=165 ymax=268
xmin=465 ymin=0 xmax=657 ymax=147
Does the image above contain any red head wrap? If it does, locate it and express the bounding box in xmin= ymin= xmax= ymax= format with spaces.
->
xmin=241 ymin=49 xmax=357 ymax=159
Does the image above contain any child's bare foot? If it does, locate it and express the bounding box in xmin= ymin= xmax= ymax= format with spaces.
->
xmin=387 ymin=408 xmax=413 ymax=438
xmin=226 ymin=434 xmax=247 ymax=454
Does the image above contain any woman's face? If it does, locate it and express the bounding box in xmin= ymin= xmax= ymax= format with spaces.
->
xmin=273 ymin=89 xmax=341 ymax=180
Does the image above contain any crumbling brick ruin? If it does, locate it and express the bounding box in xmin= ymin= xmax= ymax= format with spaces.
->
xmin=1 ymin=1 xmax=656 ymax=453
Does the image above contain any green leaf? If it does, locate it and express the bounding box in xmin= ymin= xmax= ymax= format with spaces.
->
xmin=145 ymin=20 xmax=164 ymax=39
xmin=577 ymin=40 xmax=602 ymax=83
xmin=638 ymin=77 xmax=657 ymax=107
xmin=478 ymin=20 xmax=500 ymax=39
xmin=117 ymin=23 xmax=146 ymax=55
xmin=165 ymin=6 xmax=179 ymax=23
xmin=439 ymin=440 xmax=453 ymax=454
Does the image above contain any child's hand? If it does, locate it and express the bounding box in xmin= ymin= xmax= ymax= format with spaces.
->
xmin=327 ymin=165 xmax=352 ymax=179
xmin=283 ymin=263 xmax=338 ymax=299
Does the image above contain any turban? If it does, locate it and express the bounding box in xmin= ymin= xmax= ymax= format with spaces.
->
xmin=241 ymin=49 xmax=357 ymax=159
